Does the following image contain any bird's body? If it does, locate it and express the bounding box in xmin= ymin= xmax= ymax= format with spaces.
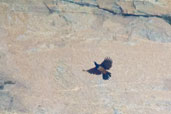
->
xmin=83 ymin=57 xmax=112 ymax=80
xmin=98 ymin=66 xmax=107 ymax=74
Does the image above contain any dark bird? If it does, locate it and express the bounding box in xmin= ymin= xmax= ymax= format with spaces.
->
xmin=83 ymin=57 xmax=112 ymax=80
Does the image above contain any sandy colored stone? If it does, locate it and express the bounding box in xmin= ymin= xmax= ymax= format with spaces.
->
xmin=0 ymin=0 xmax=171 ymax=114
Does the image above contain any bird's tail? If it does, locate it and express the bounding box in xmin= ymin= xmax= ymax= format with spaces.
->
xmin=82 ymin=69 xmax=86 ymax=72
xmin=102 ymin=71 xmax=111 ymax=80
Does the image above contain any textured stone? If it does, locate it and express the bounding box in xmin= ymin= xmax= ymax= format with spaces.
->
xmin=0 ymin=0 xmax=171 ymax=114
xmin=97 ymin=0 xmax=171 ymax=15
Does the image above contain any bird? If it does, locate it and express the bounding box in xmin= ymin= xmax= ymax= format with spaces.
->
xmin=83 ymin=57 xmax=112 ymax=80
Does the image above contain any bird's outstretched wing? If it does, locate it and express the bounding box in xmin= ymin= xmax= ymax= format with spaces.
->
xmin=100 ymin=57 xmax=112 ymax=70
xmin=83 ymin=68 xmax=101 ymax=75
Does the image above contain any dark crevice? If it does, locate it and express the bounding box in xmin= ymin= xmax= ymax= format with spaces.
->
xmin=0 ymin=80 xmax=15 ymax=90
xmin=43 ymin=2 xmax=72 ymax=23
xmin=121 ymin=13 xmax=161 ymax=18
xmin=45 ymin=0 xmax=171 ymax=25
xmin=62 ymin=0 xmax=98 ymax=7
xmin=0 ymin=85 xmax=4 ymax=90
xmin=62 ymin=0 xmax=117 ymax=14
xmin=4 ymin=81 xmax=16 ymax=85
xmin=161 ymin=15 xmax=171 ymax=25
xmin=43 ymin=2 xmax=56 ymax=14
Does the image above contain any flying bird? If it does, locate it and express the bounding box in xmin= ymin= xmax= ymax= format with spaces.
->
xmin=83 ymin=57 xmax=112 ymax=80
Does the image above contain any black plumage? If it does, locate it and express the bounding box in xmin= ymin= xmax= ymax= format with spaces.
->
xmin=83 ymin=57 xmax=112 ymax=80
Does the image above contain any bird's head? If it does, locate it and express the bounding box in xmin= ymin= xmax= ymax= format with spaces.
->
xmin=94 ymin=61 xmax=99 ymax=68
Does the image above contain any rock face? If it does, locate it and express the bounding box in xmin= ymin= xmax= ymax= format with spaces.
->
xmin=0 ymin=0 xmax=171 ymax=114
xmin=97 ymin=0 xmax=171 ymax=15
